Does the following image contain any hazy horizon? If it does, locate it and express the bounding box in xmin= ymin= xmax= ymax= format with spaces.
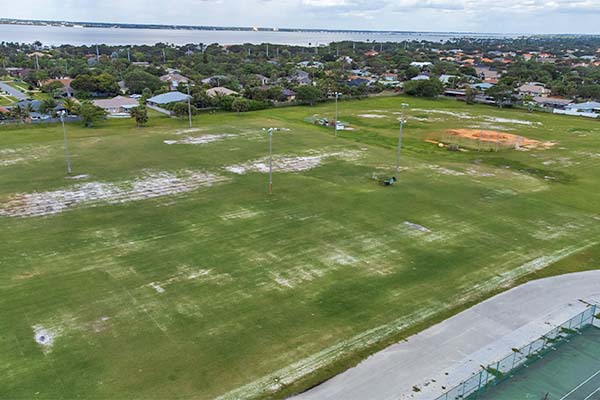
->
xmin=1 ymin=0 xmax=600 ymax=35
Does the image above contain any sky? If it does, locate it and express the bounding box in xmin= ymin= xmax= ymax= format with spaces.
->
xmin=1 ymin=0 xmax=600 ymax=34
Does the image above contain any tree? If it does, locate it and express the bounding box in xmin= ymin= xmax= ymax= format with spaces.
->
xmin=124 ymin=69 xmax=163 ymax=94
xmin=296 ymin=85 xmax=322 ymax=105
xmin=403 ymin=79 xmax=443 ymax=98
xmin=171 ymin=102 xmax=197 ymax=118
xmin=130 ymin=106 xmax=148 ymax=127
xmin=75 ymin=101 xmax=106 ymax=127
xmin=62 ymin=98 xmax=77 ymax=114
xmin=231 ymin=98 xmax=250 ymax=115
xmin=39 ymin=98 xmax=57 ymax=115
xmin=465 ymin=86 xmax=476 ymax=105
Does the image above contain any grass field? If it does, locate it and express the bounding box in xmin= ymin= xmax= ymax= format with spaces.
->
xmin=1 ymin=95 xmax=599 ymax=399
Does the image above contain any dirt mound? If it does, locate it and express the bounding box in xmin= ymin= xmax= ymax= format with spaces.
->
xmin=445 ymin=129 xmax=555 ymax=150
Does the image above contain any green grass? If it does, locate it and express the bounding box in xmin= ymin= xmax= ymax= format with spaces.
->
xmin=1 ymin=96 xmax=599 ymax=400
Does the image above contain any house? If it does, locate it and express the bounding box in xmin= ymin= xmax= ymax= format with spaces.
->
xmin=346 ymin=77 xmax=371 ymax=87
xmin=160 ymin=73 xmax=189 ymax=90
xmin=471 ymin=83 xmax=495 ymax=91
xmin=93 ymin=96 xmax=139 ymax=115
xmin=364 ymin=50 xmax=379 ymax=57
xmin=206 ymin=87 xmax=239 ymax=97
xmin=252 ymin=74 xmax=270 ymax=85
xmin=532 ymin=96 xmax=573 ymax=110
xmin=40 ymin=77 xmax=74 ymax=98
xmin=411 ymin=74 xmax=430 ymax=81
xmin=410 ymin=61 xmax=433 ymax=69
xmin=131 ymin=62 xmax=150 ymax=67
xmin=201 ymin=75 xmax=228 ymax=86
xmin=281 ymin=89 xmax=296 ymax=102
xmin=5 ymin=67 xmax=30 ymax=79
xmin=518 ymin=83 xmax=550 ymax=97
xmin=474 ymin=67 xmax=500 ymax=83
xmin=439 ymin=74 xmax=458 ymax=84
xmin=287 ymin=70 xmax=311 ymax=85
xmin=554 ymin=101 xmax=600 ymax=118
xmin=147 ymin=91 xmax=191 ymax=106
xmin=297 ymin=61 xmax=324 ymax=69
xmin=381 ymin=73 xmax=398 ymax=81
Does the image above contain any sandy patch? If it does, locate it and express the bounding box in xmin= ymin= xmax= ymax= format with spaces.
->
xmin=444 ymin=129 xmax=555 ymax=150
xmin=225 ymin=150 xmax=362 ymax=175
xmin=164 ymin=134 xmax=237 ymax=145
xmin=149 ymin=282 xmax=165 ymax=293
xmin=358 ymin=114 xmax=387 ymax=119
xmin=0 ymin=170 xmax=229 ymax=218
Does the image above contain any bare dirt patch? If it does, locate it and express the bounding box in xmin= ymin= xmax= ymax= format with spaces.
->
xmin=0 ymin=170 xmax=229 ymax=218
xmin=443 ymin=129 xmax=555 ymax=150
xmin=146 ymin=266 xmax=232 ymax=294
xmin=164 ymin=134 xmax=237 ymax=145
xmin=225 ymin=150 xmax=362 ymax=175
xmin=0 ymin=145 xmax=51 ymax=167
xmin=357 ymin=114 xmax=387 ymax=119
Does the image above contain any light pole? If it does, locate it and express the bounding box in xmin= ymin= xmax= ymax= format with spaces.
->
xmin=263 ymin=128 xmax=279 ymax=195
xmin=395 ymin=103 xmax=409 ymax=179
xmin=334 ymin=92 xmax=340 ymax=136
xmin=187 ymin=84 xmax=193 ymax=128
xmin=60 ymin=111 xmax=72 ymax=175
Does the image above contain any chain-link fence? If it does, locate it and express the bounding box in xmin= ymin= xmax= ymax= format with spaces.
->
xmin=435 ymin=304 xmax=598 ymax=400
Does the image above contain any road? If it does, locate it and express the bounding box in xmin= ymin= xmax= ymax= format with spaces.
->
xmin=0 ymin=81 xmax=28 ymax=101
xmin=291 ymin=270 xmax=600 ymax=400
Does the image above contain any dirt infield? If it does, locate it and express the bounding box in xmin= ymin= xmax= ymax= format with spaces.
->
xmin=444 ymin=129 xmax=555 ymax=150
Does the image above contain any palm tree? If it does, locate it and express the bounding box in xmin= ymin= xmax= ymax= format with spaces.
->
xmin=62 ymin=97 xmax=77 ymax=114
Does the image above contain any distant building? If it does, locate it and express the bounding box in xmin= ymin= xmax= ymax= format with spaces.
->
xmin=160 ymin=73 xmax=189 ymax=90
xmin=411 ymin=74 xmax=430 ymax=81
xmin=554 ymin=101 xmax=600 ymax=118
xmin=287 ymin=70 xmax=311 ymax=85
xmin=40 ymin=77 xmax=74 ymax=98
xmin=147 ymin=91 xmax=191 ymax=106
xmin=410 ymin=61 xmax=433 ymax=69
xmin=518 ymin=83 xmax=550 ymax=97
xmin=206 ymin=87 xmax=239 ymax=97
xmin=93 ymin=96 xmax=139 ymax=115
xmin=439 ymin=74 xmax=458 ymax=84
xmin=532 ymin=96 xmax=572 ymax=110
xmin=364 ymin=50 xmax=379 ymax=57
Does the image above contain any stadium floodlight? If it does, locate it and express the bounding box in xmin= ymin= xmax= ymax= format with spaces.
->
xmin=334 ymin=92 xmax=341 ymax=137
xmin=60 ymin=111 xmax=72 ymax=176
xmin=187 ymin=84 xmax=193 ymax=128
xmin=395 ymin=103 xmax=409 ymax=179
xmin=262 ymin=128 xmax=281 ymax=194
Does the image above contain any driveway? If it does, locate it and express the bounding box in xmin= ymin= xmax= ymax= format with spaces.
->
xmin=0 ymin=81 xmax=28 ymax=101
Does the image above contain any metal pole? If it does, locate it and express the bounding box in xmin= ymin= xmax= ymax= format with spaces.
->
xmin=268 ymin=128 xmax=273 ymax=195
xmin=395 ymin=103 xmax=408 ymax=179
xmin=61 ymin=113 xmax=72 ymax=175
xmin=334 ymin=92 xmax=339 ymax=137
xmin=187 ymin=84 xmax=192 ymax=128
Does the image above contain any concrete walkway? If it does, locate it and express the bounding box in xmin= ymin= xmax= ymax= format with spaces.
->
xmin=291 ymin=271 xmax=600 ymax=400
xmin=0 ymin=81 xmax=28 ymax=101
